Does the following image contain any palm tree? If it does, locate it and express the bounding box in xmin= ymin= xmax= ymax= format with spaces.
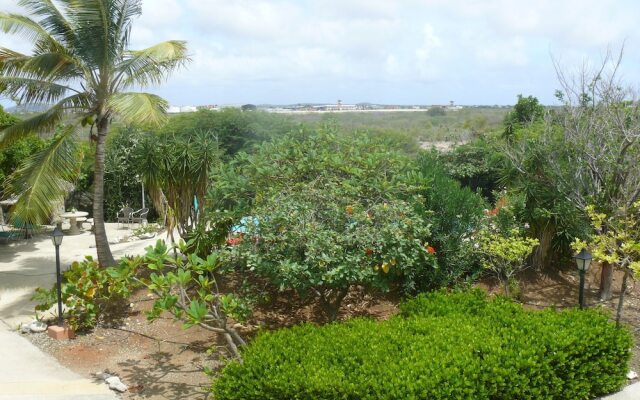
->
xmin=0 ymin=0 xmax=189 ymax=265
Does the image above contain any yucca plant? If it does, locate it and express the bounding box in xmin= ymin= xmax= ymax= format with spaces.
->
xmin=0 ymin=0 xmax=189 ymax=265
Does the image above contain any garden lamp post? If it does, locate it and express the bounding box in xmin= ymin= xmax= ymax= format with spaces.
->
xmin=51 ymin=226 xmax=64 ymax=326
xmin=575 ymin=248 xmax=592 ymax=309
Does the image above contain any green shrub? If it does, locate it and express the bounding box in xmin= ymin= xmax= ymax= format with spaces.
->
xmin=221 ymin=128 xmax=437 ymax=320
xmin=213 ymin=291 xmax=633 ymax=400
xmin=142 ymin=240 xmax=248 ymax=358
xmin=104 ymin=126 xmax=149 ymax=221
xmin=243 ymin=190 xmax=435 ymax=320
xmin=33 ymin=256 xmax=142 ymax=331
xmin=439 ymin=140 xmax=503 ymax=200
xmin=415 ymin=153 xmax=487 ymax=286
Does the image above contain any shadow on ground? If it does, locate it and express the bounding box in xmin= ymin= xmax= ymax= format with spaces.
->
xmin=117 ymin=351 xmax=208 ymax=399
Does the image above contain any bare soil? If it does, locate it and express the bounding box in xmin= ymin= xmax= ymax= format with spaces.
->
xmin=24 ymin=263 xmax=640 ymax=399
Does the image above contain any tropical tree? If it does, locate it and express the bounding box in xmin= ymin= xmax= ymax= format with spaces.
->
xmin=573 ymin=202 xmax=640 ymax=324
xmin=502 ymin=94 xmax=545 ymax=139
xmin=136 ymin=129 xmax=220 ymax=240
xmin=0 ymin=0 xmax=189 ymax=265
xmin=548 ymin=49 xmax=640 ymax=300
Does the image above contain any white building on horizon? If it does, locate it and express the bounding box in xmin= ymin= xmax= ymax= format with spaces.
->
xmin=167 ymin=105 xmax=198 ymax=113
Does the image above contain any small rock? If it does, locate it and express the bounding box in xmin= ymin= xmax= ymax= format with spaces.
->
xmin=627 ymin=370 xmax=638 ymax=380
xmin=28 ymin=320 xmax=47 ymax=333
xmin=106 ymin=376 xmax=128 ymax=392
xmin=95 ymin=372 xmax=112 ymax=381
xmin=20 ymin=324 xmax=31 ymax=334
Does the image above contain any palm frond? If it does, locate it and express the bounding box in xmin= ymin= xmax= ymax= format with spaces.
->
xmin=116 ymin=40 xmax=189 ymax=88
xmin=5 ymin=125 xmax=82 ymax=226
xmin=0 ymin=93 xmax=90 ymax=147
xmin=18 ymin=0 xmax=76 ymax=46
xmin=113 ymin=0 xmax=142 ymax=52
xmin=0 ymin=12 xmax=52 ymax=43
xmin=67 ymin=0 xmax=141 ymax=68
xmin=0 ymin=49 xmax=81 ymax=82
xmin=0 ymin=76 xmax=78 ymax=104
xmin=108 ymin=92 xmax=168 ymax=125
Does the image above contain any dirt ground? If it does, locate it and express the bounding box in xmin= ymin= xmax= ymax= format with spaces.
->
xmin=24 ymin=263 xmax=640 ymax=399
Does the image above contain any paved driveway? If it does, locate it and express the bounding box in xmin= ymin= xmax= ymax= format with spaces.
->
xmin=0 ymin=223 xmax=163 ymax=399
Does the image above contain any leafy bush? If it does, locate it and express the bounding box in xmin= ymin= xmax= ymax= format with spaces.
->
xmin=213 ymin=291 xmax=633 ymax=400
xmin=475 ymin=193 xmax=539 ymax=296
xmin=104 ymin=126 xmax=149 ymax=221
xmin=499 ymin=120 xmax=591 ymax=267
xmin=502 ymin=94 xmax=545 ymax=138
xmin=415 ymin=153 xmax=487 ymax=286
xmin=160 ymin=108 xmax=295 ymax=156
xmin=439 ymin=140 xmax=503 ymax=200
xmin=219 ymin=128 xmax=437 ymax=319
xmin=33 ymin=256 xmax=142 ymax=331
xmin=142 ymin=240 xmax=248 ymax=358
xmin=243 ymin=189 xmax=435 ymax=320
xmin=182 ymin=210 xmax=234 ymax=258
xmin=209 ymin=127 xmax=415 ymax=219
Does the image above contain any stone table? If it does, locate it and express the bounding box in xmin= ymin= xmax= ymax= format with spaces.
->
xmin=59 ymin=211 xmax=88 ymax=235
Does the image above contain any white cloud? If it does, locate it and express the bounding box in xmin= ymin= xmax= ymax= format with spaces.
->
xmin=415 ymin=24 xmax=443 ymax=80
xmin=0 ymin=0 xmax=639 ymax=105
xmin=475 ymin=37 xmax=528 ymax=67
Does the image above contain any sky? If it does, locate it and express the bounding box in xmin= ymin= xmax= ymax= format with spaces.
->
xmin=1 ymin=0 xmax=640 ymax=106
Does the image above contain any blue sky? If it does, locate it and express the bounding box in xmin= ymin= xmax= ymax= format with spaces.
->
xmin=1 ymin=0 xmax=639 ymax=106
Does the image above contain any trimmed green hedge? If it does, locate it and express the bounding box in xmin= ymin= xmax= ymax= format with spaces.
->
xmin=213 ymin=291 xmax=633 ymax=399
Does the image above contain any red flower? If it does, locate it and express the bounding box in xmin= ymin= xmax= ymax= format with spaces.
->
xmin=365 ymin=248 xmax=374 ymax=256
xmin=226 ymin=236 xmax=243 ymax=246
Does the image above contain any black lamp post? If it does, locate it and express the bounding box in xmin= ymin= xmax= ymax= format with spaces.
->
xmin=575 ymin=248 xmax=592 ymax=309
xmin=51 ymin=226 xmax=64 ymax=326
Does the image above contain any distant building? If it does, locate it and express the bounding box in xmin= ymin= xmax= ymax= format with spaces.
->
xmin=167 ymin=105 xmax=198 ymax=113
xmin=197 ymin=104 xmax=219 ymax=111
xmin=445 ymin=101 xmax=463 ymax=111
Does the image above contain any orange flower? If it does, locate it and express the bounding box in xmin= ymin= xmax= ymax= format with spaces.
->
xmin=345 ymin=205 xmax=354 ymax=215
xmin=226 ymin=236 xmax=243 ymax=246
xmin=427 ymin=245 xmax=436 ymax=254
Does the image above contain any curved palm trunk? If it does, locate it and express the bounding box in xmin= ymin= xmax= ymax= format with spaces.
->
xmin=93 ymin=119 xmax=116 ymax=266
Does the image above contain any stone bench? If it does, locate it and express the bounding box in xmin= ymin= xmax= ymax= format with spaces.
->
xmin=75 ymin=217 xmax=87 ymax=229
xmin=85 ymin=218 xmax=95 ymax=233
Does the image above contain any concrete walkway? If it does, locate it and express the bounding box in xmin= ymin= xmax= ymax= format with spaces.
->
xmin=0 ymin=324 xmax=116 ymax=400
xmin=601 ymin=381 xmax=640 ymax=399
xmin=0 ymin=223 xmax=164 ymax=328
xmin=0 ymin=223 xmax=165 ymax=399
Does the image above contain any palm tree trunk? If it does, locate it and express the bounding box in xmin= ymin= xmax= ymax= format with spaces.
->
xmin=93 ymin=119 xmax=116 ymax=266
